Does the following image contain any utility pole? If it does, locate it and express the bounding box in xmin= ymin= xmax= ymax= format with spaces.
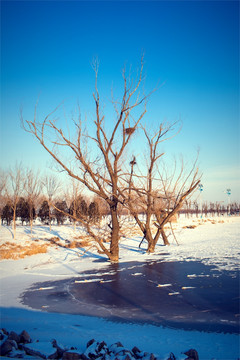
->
xmin=198 ymin=183 xmax=203 ymax=218
xmin=226 ymin=188 xmax=231 ymax=215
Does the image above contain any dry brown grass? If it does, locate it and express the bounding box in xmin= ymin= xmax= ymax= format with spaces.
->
xmin=67 ymin=239 xmax=91 ymax=248
xmin=120 ymin=225 xmax=144 ymax=238
xmin=183 ymin=225 xmax=197 ymax=229
xmin=0 ymin=242 xmax=48 ymax=260
xmin=0 ymin=234 xmax=93 ymax=260
xmin=47 ymin=236 xmax=92 ymax=249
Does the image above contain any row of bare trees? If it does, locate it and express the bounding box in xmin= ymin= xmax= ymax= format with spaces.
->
xmin=0 ymin=167 xmax=57 ymax=237
xmin=181 ymin=200 xmax=240 ymax=217
xmin=0 ymin=167 xmax=43 ymax=239
xmin=18 ymin=58 xmax=201 ymax=262
xmin=0 ymin=158 xmax=199 ymax=259
xmin=0 ymin=168 xmax=104 ymax=235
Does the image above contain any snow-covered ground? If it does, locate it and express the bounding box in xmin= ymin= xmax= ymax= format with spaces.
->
xmin=0 ymin=215 xmax=239 ymax=359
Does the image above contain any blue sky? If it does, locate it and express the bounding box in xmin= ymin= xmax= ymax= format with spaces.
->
xmin=1 ymin=0 xmax=239 ymax=203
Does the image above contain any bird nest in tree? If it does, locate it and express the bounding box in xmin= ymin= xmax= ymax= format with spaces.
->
xmin=125 ymin=127 xmax=135 ymax=135
xmin=130 ymin=159 xmax=137 ymax=166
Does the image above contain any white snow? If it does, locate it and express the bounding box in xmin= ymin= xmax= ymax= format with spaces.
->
xmin=0 ymin=215 xmax=239 ymax=359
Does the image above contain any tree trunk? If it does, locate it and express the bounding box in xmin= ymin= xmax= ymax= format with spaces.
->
xmin=145 ymin=225 xmax=155 ymax=253
xmin=30 ymin=219 xmax=33 ymax=237
xmin=161 ymin=228 xmax=170 ymax=246
xmin=30 ymin=204 xmax=33 ymax=238
xmin=13 ymin=208 xmax=16 ymax=240
xmin=73 ymin=207 xmax=76 ymax=231
xmin=49 ymin=207 xmax=52 ymax=232
xmin=147 ymin=241 xmax=155 ymax=253
xmin=109 ymin=205 xmax=119 ymax=262
xmin=146 ymin=226 xmax=169 ymax=251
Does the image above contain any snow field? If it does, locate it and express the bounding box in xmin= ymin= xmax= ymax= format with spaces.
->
xmin=0 ymin=215 xmax=239 ymax=359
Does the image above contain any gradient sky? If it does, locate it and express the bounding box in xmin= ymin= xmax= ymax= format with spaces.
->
xmin=1 ymin=0 xmax=239 ymax=203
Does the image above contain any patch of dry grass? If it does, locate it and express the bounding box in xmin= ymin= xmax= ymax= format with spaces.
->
xmin=182 ymin=225 xmax=197 ymax=229
xmin=0 ymin=234 xmax=96 ymax=261
xmin=48 ymin=236 xmax=92 ymax=249
xmin=67 ymin=239 xmax=92 ymax=248
xmin=0 ymin=242 xmax=48 ymax=260
xmin=120 ymin=224 xmax=144 ymax=238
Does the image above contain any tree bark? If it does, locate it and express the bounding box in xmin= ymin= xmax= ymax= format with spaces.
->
xmin=29 ymin=204 xmax=33 ymax=237
xmin=13 ymin=208 xmax=16 ymax=240
xmin=161 ymin=228 xmax=170 ymax=246
xmin=109 ymin=204 xmax=119 ymax=262
xmin=145 ymin=225 xmax=154 ymax=253
xmin=147 ymin=241 xmax=155 ymax=253
xmin=49 ymin=207 xmax=52 ymax=232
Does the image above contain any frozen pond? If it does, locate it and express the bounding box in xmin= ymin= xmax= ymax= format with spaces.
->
xmin=21 ymin=260 xmax=239 ymax=334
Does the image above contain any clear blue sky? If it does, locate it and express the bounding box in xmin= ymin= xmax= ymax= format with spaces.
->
xmin=1 ymin=0 xmax=239 ymax=203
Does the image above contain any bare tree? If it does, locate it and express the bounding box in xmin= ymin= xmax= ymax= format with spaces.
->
xmin=25 ymin=168 xmax=42 ymax=236
xmin=124 ymin=124 xmax=200 ymax=252
xmin=193 ymin=200 xmax=199 ymax=217
xmin=202 ymin=202 xmax=208 ymax=217
xmin=184 ymin=200 xmax=192 ymax=218
xmin=6 ymin=164 xmax=25 ymax=239
xmin=43 ymin=175 xmax=61 ymax=231
xmin=151 ymin=160 xmax=200 ymax=251
xmin=92 ymin=195 xmax=109 ymax=219
xmin=65 ymin=178 xmax=82 ymax=231
xmin=0 ymin=169 xmax=7 ymax=226
xmin=22 ymin=57 xmax=151 ymax=262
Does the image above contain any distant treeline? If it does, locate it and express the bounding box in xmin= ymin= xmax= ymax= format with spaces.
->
xmin=2 ymin=196 xmax=239 ymax=226
xmin=179 ymin=201 xmax=240 ymax=217
xmin=1 ymin=196 xmax=101 ymax=226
